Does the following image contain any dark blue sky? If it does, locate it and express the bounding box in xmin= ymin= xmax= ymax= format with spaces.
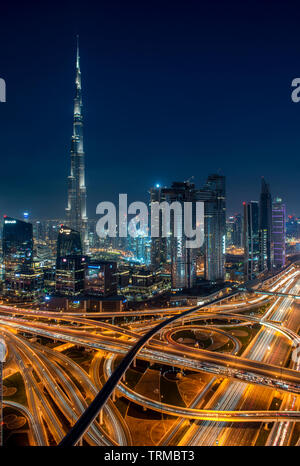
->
xmin=0 ymin=0 xmax=300 ymax=219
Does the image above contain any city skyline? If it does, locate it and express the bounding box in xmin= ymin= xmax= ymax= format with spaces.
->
xmin=0 ymin=1 xmax=300 ymax=220
xmin=1 ymin=1 xmax=300 ymax=451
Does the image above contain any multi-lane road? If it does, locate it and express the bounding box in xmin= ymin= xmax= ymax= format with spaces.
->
xmin=1 ymin=263 xmax=300 ymax=446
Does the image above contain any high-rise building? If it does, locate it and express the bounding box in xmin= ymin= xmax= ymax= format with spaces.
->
xmin=272 ymin=197 xmax=286 ymax=269
xmin=2 ymin=216 xmax=43 ymax=299
xmin=85 ymin=261 xmax=117 ymax=297
xmin=55 ymin=226 xmax=86 ymax=296
xmin=129 ymin=234 xmax=151 ymax=265
xmin=55 ymin=255 xmax=86 ymax=296
xmin=259 ymin=177 xmax=272 ymax=271
xmin=57 ymin=225 xmax=82 ymax=258
xmin=149 ymin=176 xmax=226 ymax=287
xmin=3 ymin=216 xmax=33 ymax=270
xmin=202 ymin=174 xmax=226 ymax=282
xmin=286 ymin=215 xmax=299 ymax=239
xmin=227 ymin=213 xmax=242 ymax=247
xmin=226 ymin=217 xmax=235 ymax=247
xmin=66 ymin=37 xmax=88 ymax=252
xmin=163 ymin=181 xmax=198 ymax=290
xmin=150 ymin=185 xmax=167 ymax=269
xmin=243 ymin=201 xmax=260 ymax=280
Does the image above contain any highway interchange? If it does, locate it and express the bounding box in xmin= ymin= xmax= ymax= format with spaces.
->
xmin=1 ymin=263 xmax=300 ymax=446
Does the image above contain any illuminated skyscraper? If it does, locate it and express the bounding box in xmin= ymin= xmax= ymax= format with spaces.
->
xmin=150 ymin=185 xmax=167 ymax=269
xmin=163 ymin=181 xmax=198 ymax=290
xmin=56 ymin=226 xmax=86 ymax=296
xmin=243 ymin=201 xmax=259 ymax=280
xmin=150 ymin=176 xmax=225 ymax=287
xmin=227 ymin=213 xmax=242 ymax=247
xmin=2 ymin=216 xmax=33 ymax=271
xmin=2 ymin=216 xmax=43 ymax=299
xmin=272 ymin=197 xmax=286 ymax=269
xmin=85 ymin=261 xmax=118 ymax=297
xmin=259 ymin=177 xmax=272 ymax=271
xmin=66 ymin=36 xmax=88 ymax=252
xmin=226 ymin=217 xmax=235 ymax=247
xmin=202 ymin=174 xmax=226 ymax=282
xmin=57 ymin=225 xmax=82 ymax=258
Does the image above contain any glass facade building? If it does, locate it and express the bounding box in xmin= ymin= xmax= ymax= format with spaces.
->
xmin=150 ymin=186 xmax=167 ymax=269
xmin=85 ymin=261 xmax=117 ymax=297
xmin=243 ymin=201 xmax=260 ymax=280
xmin=202 ymin=174 xmax=226 ymax=282
xmin=56 ymin=226 xmax=85 ymax=296
xmin=149 ymin=175 xmax=226 ymax=288
xmin=162 ymin=181 xmax=198 ymax=290
xmin=3 ymin=216 xmax=33 ymax=270
xmin=57 ymin=225 xmax=82 ymax=258
xmin=55 ymin=255 xmax=86 ymax=296
xmin=272 ymin=197 xmax=286 ymax=269
xmin=259 ymin=177 xmax=272 ymax=272
xmin=226 ymin=214 xmax=242 ymax=247
xmin=2 ymin=216 xmax=43 ymax=299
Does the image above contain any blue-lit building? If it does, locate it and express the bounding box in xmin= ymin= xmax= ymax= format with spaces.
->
xmin=2 ymin=216 xmax=43 ymax=299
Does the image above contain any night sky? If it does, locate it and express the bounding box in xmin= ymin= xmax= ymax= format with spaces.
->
xmin=1 ymin=0 xmax=300 ymax=220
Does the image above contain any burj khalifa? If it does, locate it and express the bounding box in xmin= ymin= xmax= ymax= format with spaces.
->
xmin=66 ymin=36 xmax=88 ymax=252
